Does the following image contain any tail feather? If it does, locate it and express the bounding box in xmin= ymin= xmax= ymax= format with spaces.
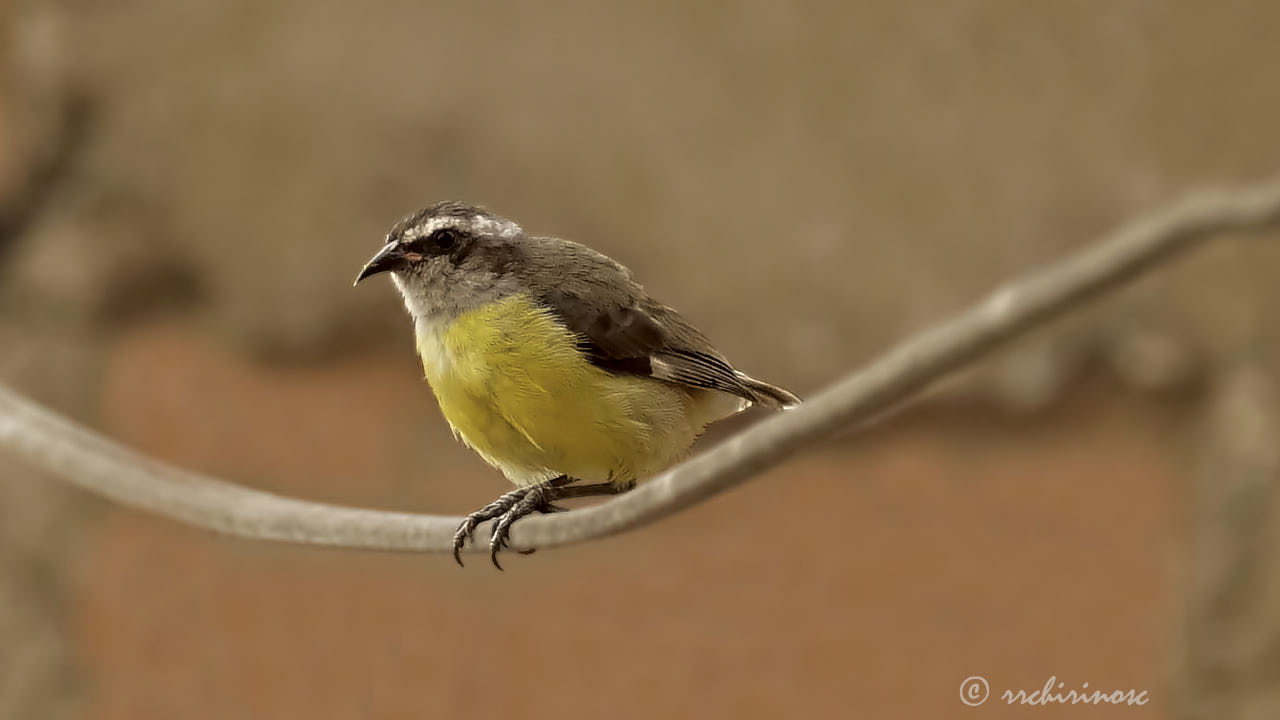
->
xmin=735 ymin=372 xmax=801 ymax=409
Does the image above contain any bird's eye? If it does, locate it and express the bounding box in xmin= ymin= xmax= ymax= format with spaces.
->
xmin=430 ymin=228 xmax=459 ymax=252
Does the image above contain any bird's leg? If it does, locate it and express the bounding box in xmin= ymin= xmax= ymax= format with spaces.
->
xmin=550 ymin=480 xmax=634 ymax=500
xmin=454 ymin=478 xmax=635 ymax=569
xmin=492 ymin=482 xmax=629 ymax=547
xmin=487 ymin=480 xmax=633 ymax=568
xmin=452 ymin=475 xmax=573 ymax=567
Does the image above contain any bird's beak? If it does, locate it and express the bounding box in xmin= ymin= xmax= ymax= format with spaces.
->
xmin=354 ymin=242 xmax=406 ymax=286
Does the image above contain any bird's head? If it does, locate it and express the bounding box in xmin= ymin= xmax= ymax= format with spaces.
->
xmin=355 ymin=201 xmax=525 ymax=319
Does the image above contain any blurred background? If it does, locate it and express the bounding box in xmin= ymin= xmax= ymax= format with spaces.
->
xmin=3 ymin=1 xmax=1280 ymax=718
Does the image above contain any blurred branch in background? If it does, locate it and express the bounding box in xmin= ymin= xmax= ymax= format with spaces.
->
xmin=1178 ymin=366 xmax=1280 ymax=719
xmin=0 ymin=7 xmax=91 ymax=718
xmin=0 ymin=4 xmax=88 ymax=259
xmin=0 ymin=94 xmax=88 ymax=256
xmin=1 ymin=180 xmax=1279 ymax=555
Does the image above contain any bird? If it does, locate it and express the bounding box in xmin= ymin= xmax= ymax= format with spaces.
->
xmin=355 ymin=202 xmax=799 ymax=568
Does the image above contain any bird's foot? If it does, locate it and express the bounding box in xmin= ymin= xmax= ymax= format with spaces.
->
xmin=452 ymin=476 xmax=571 ymax=568
xmin=485 ymin=483 xmax=567 ymax=569
xmin=453 ymin=477 xmax=630 ymax=569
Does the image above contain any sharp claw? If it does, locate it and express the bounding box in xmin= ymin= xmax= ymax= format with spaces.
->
xmin=456 ymin=479 xmax=578 ymax=569
xmin=452 ymin=517 xmax=479 ymax=567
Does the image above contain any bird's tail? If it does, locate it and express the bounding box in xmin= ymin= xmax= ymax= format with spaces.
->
xmin=735 ymin=371 xmax=802 ymax=409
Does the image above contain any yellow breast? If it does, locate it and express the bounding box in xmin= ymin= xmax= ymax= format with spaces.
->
xmin=415 ymin=294 xmax=716 ymax=486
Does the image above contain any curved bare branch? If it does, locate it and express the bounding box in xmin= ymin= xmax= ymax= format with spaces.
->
xmin=2 ymin=181 xmax=1279 ymax=554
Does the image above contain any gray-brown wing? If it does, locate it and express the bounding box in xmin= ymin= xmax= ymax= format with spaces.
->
xmin=521 ymin=235 xmax=798 ymax=408
xmin=540 ymin=286 xmax=760 ymax=400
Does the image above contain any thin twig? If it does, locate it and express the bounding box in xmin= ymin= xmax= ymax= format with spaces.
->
xmin=2 ymin=182 xmax=1279 ymax=554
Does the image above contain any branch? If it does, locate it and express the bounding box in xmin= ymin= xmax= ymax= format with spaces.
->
xmin=0 ymin=91 xmax=92 ymax=259
xmin=2 ymin=181 xmax=1280 ymax=554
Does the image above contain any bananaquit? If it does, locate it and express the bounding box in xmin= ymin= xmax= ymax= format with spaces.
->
xmin=355 ymin=202 xmax=798 ymax=568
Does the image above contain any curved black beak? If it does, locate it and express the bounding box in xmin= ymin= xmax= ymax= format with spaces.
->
xmin=353 ymin=241 xmax=406 ymax=286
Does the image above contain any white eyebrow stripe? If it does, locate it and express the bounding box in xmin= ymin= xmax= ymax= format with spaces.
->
xmin=470 ymin=214 xmax=523 ymax=238
xmin=399 ymin=214 xmax=523 ymax=242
